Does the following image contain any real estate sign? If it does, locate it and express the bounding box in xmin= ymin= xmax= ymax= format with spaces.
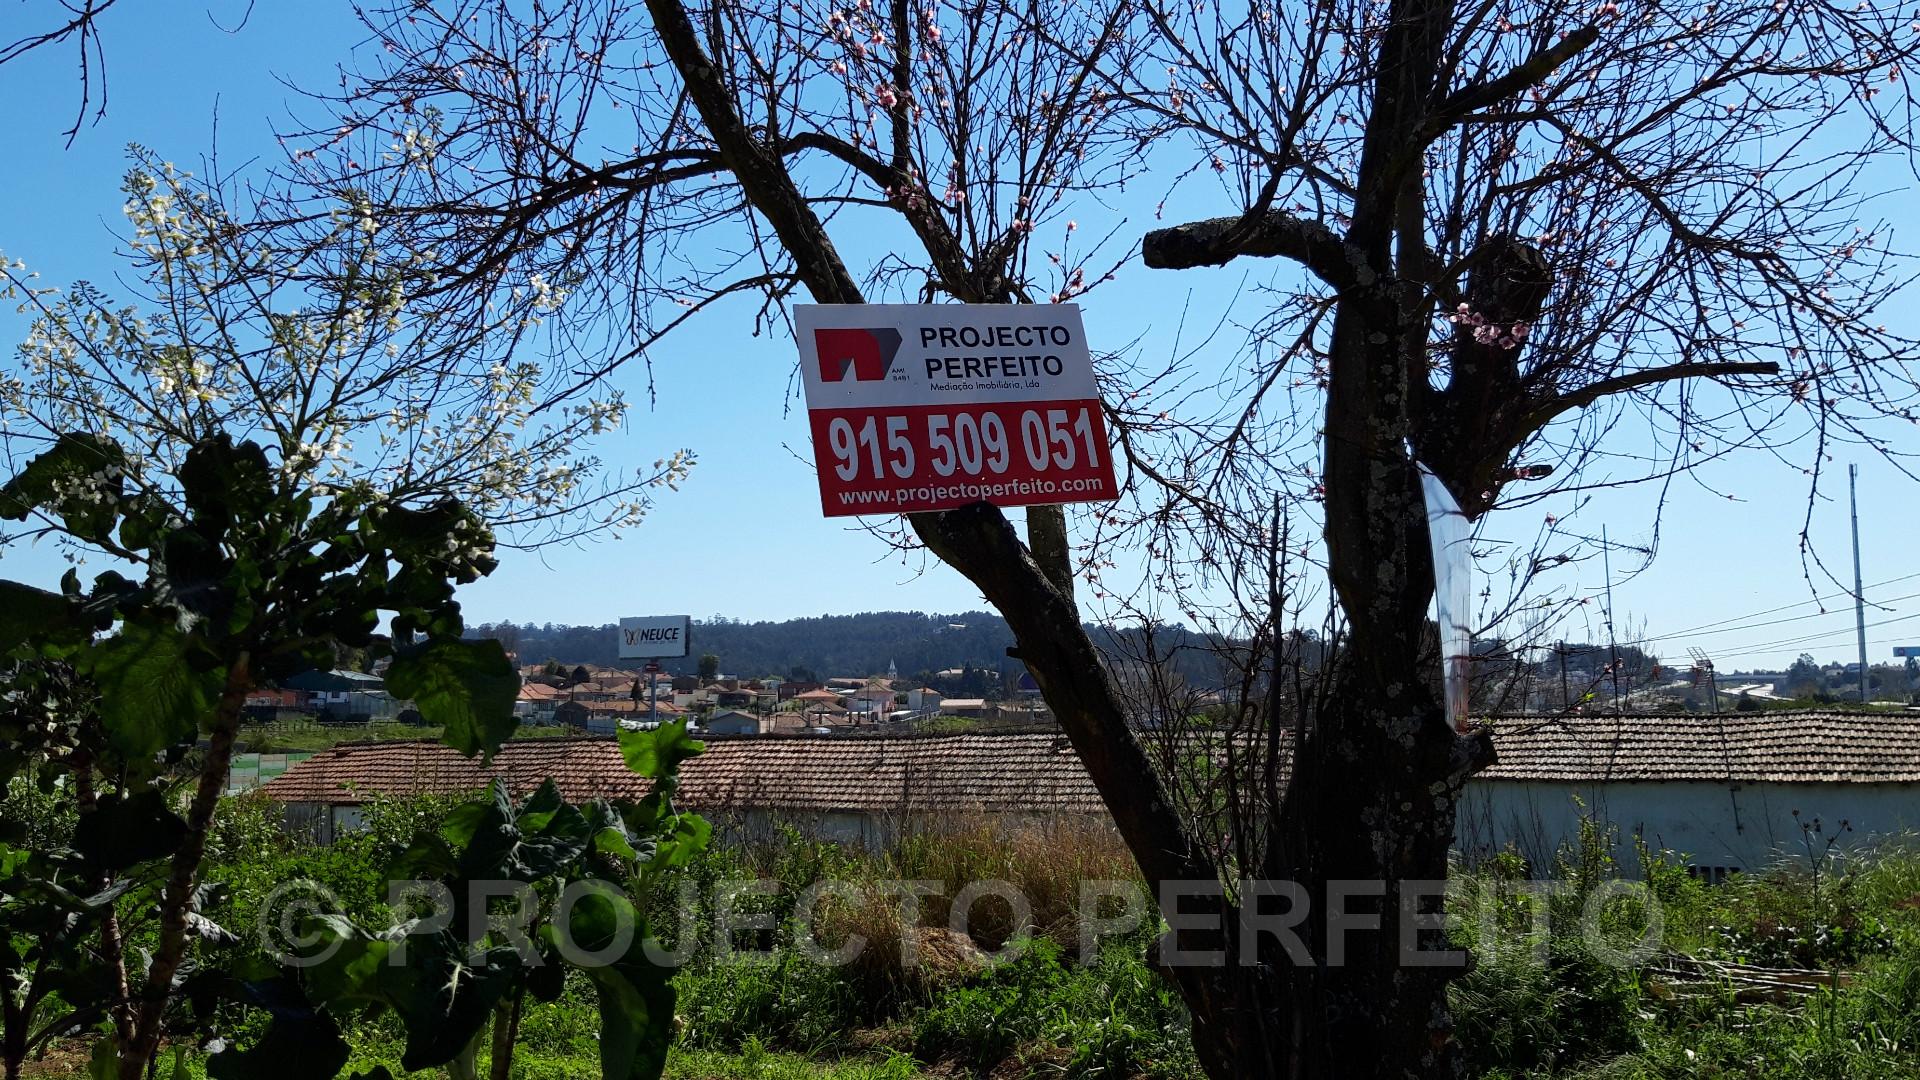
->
xmin=796 ymin=304 xmax=1118 ymax=516
xmin=617 ymin=615 xmax=691 ymax=659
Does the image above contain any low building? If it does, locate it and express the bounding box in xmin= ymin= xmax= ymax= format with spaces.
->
xmin=263 ymin=731 xmax=1101 ymax=845
xmin=258 ymin=712 xmax=1920 ymax=869
xmin=705 ymin=709 xmax=766 ymax=736
xmin=1455 ymin=710 xmax=1920 ymax=874
xmin=281 ymin=669 xmax=400 ymax=721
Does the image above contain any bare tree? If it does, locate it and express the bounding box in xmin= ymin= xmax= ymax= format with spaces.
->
xmin=265 ymin=0 xmax=1920 ymax=1076
xmin=1 ymin=0 xmax=126 ymax=145
xmin=1087 ymin=0 xmax=1920 ymax=1072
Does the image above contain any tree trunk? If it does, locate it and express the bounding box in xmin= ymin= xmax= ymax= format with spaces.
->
xmin=636 ymin=0 xmax=1495 ymax=1072
xmin=117 ymin=656 xmax=251 ymax=1080
xmin=487 ymin=992 xmax=523 ymax=1080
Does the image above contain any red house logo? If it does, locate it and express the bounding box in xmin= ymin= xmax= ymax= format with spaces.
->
xmin=814 ymin=327 xmax=903 ymax=382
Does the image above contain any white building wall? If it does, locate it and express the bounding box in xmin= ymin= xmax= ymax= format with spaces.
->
xmin=1456 ymin=779 xmax=1920 ymax=873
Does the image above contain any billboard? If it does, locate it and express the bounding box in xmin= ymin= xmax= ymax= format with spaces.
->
xmin=1895 ymin=646 xmax=1920 ymax=658
xmin=796 ymin=304 xmax=1119 ymax=516
xmin=617 ymin=616 xmax=691 ymax=659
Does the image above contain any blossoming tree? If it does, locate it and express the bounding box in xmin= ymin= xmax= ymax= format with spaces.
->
xmin=0 ymin=153 xmax=691 ymax=1080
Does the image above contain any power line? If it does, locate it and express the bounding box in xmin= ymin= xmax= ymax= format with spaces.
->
xmin=1660 ymin=591 xmax=1920 ymax=642
xmin=1643 ymin=571 xmax=1920 ymax=641
xmin=1711 ymin=611 xmax=1920 ymax=657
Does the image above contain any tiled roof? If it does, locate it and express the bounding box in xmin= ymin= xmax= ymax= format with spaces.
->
xmin=260 ymin=738 xmax=651 ymax=805
xmin=261 ymin=732 xmax=1103 ymax=813
xmin=257 ymin=712 xmax=1920 ymax=812
xmin=1478 ymin=710 xmax=1920 ymax=784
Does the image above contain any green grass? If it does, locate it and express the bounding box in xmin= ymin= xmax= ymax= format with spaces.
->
xmin=18 ymin=784 xmax=1920 ymax=1080
xmin=238 ymin=719 xmax=581 ymax=753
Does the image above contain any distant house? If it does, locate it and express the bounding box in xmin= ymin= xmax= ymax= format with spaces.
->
xmin=242 ymin=688 xmax=304 ymax=720
xmin=259 ymin=712 xmax=1920 ymax=870
xmin=711 ymin=685 xmax=762 ymax=709
xmin=281 ymin=669 xmax=398 ymax=721
xmin=515 ymin=682 xmax=566 ymax=724
xmin=845 ymin=685 xmax=898 ymax=722
xmin=939 ymin=698 xmax=988 ymax=718
xmin=262 ymin=731 xmax=1101 ymax=845
xmin=906 ymin=687 xmax=943 ymax=715
xmin=706 ymin=709 xmax=765 ymax=736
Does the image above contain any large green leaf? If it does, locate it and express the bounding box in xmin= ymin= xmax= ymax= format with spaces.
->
xmin=386 ymin=638 xmax=518 ymax=759
xmin=0 ymin=581 xmax=72 ymax=654
xmin=0 ymin=433 xmax=125 ymax=542
xmin=299 ymin=920 xmax=515 ymax=1072
xmin=445 ymin=780 xmax=593 ymax=883
xmin=560 ymin=887 xmax=677 ymax=1080
xmin=73 ymin=789 xmax=188 ymax=873
xmin=206 ymin=977 xmax=350 ymax=1080
xmin=617 ymin=720 xmax=704 ymax=780
xmin=79 ymin=619 xmax=224 ymax=760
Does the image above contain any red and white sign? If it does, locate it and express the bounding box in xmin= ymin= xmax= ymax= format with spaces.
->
xmin=797 ymin=304 xmax=1118 ymax=517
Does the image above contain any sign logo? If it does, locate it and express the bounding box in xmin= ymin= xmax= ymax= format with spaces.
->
xmin=796 ymin=304 xmax=1117 ymax=518
xmin=814 ymin=327 xmax=903 ymax=382
xmin=617 ymin=615 xmax=691 ymax=659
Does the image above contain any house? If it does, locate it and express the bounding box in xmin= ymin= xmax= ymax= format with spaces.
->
xmin=906 ymin=687 xmax=943 ymax=715
xmin=515 ymin=682 xmax=566 ymax=724
xmin=1454 ymin=710 xmax=1920 ymax=874
xmin=794 ymin=698 xmax=851 ymax=729
xmin=262 ymin=731 xmax=1102 ymax=845
xmin=281 ymin=669 xmax=400 ymax=721
xmin=846 ymin=685 xmax=898 ymax=721
xmin=711 ymin=685 xmax=763 ymax=709
xmin=257 ymin=712 xmax=1920 ymax=870
xmin=244 ymin=687 xmax=304 ymax=710
xmin=706 ymin=709 xmax=766 ymax=736
xmin=938 ymin=698 xmax=988 ymax=718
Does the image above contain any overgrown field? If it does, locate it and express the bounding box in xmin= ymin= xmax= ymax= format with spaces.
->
xmin=9 ymin=782 xmax=1920 ymax=1079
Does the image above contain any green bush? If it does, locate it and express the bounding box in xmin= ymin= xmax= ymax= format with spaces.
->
xmin=676 ymin=949 xmax=873 ymax=1053
xmin=911 ymin=937 xmax=1194 ymax=1078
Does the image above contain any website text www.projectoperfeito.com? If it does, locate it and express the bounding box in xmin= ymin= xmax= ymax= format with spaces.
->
xmin=836 ymin=474 xmax=1109 ymax=509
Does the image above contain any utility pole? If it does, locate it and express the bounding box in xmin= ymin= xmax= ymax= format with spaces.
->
xmin=1603 ymin=524 xmax=1620 ymax=710
xmin=1850 ymin=464 xmax=1870 ymax=705
xmin=1559 ymin=644 xmax=1571 ymax=711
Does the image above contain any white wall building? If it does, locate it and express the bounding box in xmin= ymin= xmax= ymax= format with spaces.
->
xmin=262 ymin=711 xmax=1920 ymax=873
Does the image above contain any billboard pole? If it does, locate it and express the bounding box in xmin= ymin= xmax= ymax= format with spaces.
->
xmin=1851 ymin=465 xmax=1869 ymax=704
xmin=618 ymin=616 xmax=691 ymax=728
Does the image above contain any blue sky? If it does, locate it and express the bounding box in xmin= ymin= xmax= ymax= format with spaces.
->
xmin=0 ymin=2 xmax=1915 ymax=672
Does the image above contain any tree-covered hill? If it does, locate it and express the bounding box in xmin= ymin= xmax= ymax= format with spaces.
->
xmin=474 ymin=611 xmax=1236 ymax=688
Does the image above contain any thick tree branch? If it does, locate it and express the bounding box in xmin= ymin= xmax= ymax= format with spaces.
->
xmin=644 ymin=0 xmax=863 ymax=303
xmin=1142 ymin=211 xmax=1366 ymax=289
xmin=642 ymin=0 xmax=1210 ymax=892
xmin=1422 ymin=25 xmax=1601 ymax=140
xmin=912 ymin=504 xmax=1214 ymax=887
xmin=1527 ymin=360 xmax=1783 ymax=430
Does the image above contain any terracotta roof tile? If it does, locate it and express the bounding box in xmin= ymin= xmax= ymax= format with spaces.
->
xmin=258 ymin=712 xmax=1920 ymax=813
xmin=1478 ymin=710 xmax=1920 ymax=784
xmin=261 ymin=732 xmax=1101 ymax=812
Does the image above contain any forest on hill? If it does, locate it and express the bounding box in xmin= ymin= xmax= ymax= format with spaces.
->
xmin=472 ymin=611 xmax=1234 ymax=687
